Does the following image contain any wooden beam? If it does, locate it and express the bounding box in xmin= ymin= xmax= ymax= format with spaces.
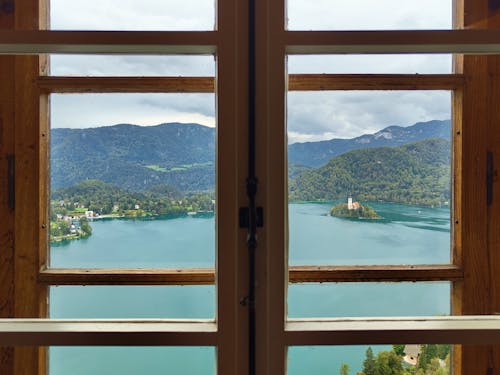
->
xmin=458 ymin=0 xmax=500 ymax=372
xmin=286 ymin=29 xmax=500 ymax=54
xmin=0 ymin=320 xmax=217 ymax=346
xmin=38 ymin=265 xmax=464 ymax=285
xmin=289 ymin=265 xmax=464 ymax=283
xmin=37 ymin=74 xmax=462 ymax=94
xmin=0 ymin=316 xmax=498 ymax=347
xmin=0 ymin=30 xmax=499 ymax=56
xmin=288 ymin=74 xmax=464 ymax=91
xmin=0 ymin=4 xmax=15 ymax=375
xmin=38 ymin=268 xmax=215 ymax=285
xmin=488 ymin=54 xmax=500 ymax=375
xmin=0 ymin=31 xmax=217 ymax=54
xmin=0 ymin=55 xmax=15 ymax=375
xmin=14 ymin=53 xmax=46 ymax=375
xmin=0 ymin=30 xmax=500 ymax=55
xmin=38 ymin=76 xmax=215 ymax=93
xmin=285 ymin=316 xmax=500 ymax=345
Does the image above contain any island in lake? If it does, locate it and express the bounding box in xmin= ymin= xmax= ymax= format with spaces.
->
xmin=330 ymin=197 xmax=380 ymax=219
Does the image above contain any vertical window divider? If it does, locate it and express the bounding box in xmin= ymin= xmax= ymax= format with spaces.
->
xmin=244 ymin=1 xmax=258 ymax=375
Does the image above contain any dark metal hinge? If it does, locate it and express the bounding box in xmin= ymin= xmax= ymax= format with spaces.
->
xmin=239 ymin=207 xmax=264 ymax=228
xmin=7 ymin=154 xmax=14 ymax=210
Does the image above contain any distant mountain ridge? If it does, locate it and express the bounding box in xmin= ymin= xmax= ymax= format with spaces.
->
xmin=288 ymin=119 xmax=450 ymax=167
xmin=51 ymin=120 xmax=451 ymax=193
xmin=51 ymin=122 xmax=215 ymax=191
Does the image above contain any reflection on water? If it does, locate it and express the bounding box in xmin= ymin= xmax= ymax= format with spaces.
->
xmin=289 ymin=202 xmax=450 ymax=265
xmin=50 ymin=202 xmax=451 ymax=374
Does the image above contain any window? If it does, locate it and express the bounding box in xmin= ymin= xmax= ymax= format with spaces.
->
xmin=0 ymin=1 xmax=499 ymax=375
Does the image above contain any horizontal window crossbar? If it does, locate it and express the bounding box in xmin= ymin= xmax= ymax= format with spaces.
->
xmin=0 ymin=317 xmax=498 ymax=346
xmin=38 ymin=74 xmax=462 ymax=93
xmin=1 ymin=30 xmax=500 ymax=55
xmin=288 ymin=74 xmax=464 ymax=90
xmin=289 ymin=265 xmax=463 ymax=283
xmin=39 ymin=265 xmax=462 ymax=285
xmin=39 ymin=268 xmax=215 ymax=285
xmin=38 ymin=77 xmax=215 ymax=93
xmin=286 ymin=316 xmax=500 ymax=345
xmin=286 ymin=30 xmax=500 ymax=54
xmin=0 ymin=319 xmax=217 ymax=346
xmin=0 ymin=31 xmax=217 ymax=54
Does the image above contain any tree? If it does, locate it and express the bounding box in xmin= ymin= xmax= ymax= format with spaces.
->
xmin=340 ymin=363 xmax=350 ymax=375
xmin=79 ymin=217 xmax=92 ymax=236
xmin=418 ymin=345 xmax=438 ymax=370
xmin=392 ymin=345 xmax=405 ymax=357
xmin=363 ymin=347 xmax=376 ymax=375
xmin=373 ymin=350 xmax=403 ymax=375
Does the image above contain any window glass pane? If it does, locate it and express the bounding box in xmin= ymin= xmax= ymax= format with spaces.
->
xmin=287 ymin=90 xmax=451 ymax=265
xmin=49 ymin=93 xmax=216 ymax=268
xmin=288 ymin=54 xmax=452 ymax=74
xmin=50 ymin=285 xmax=215 ymax=318
xmin=287 ymin=0 xmax=452 ymax=30
xmin=288 ymin=282 xmax=450 ymax=318
xmin=288 ymin=345 xmax=451 ymax=375
xmin=50 ymin=55 xmax=215 ymax=76
xmin=50 ymin=0 xmax=215 ymax=31
xmin=50 ymin=347 xmax=216 ymax=375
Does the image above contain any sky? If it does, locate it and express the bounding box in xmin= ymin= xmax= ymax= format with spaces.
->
xmin=49 ymin=0 xmax=453 ymax=143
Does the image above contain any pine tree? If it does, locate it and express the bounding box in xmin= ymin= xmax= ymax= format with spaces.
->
xmin=363 ymin=347 xmax=376 ymax=375
xmin=340 ymin=363 xmax=350 ymax=375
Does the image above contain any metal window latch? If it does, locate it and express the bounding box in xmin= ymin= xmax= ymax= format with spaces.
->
xmin=7 ymin=154 xmax=14 ymax=210
xmin=487 ymin=151 xmax=494 ymax=206
xmin=239 ymin=207 xmax=264 ymax=228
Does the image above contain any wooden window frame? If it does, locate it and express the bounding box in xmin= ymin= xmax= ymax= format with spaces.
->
xmin=0 ymin=1 xmax=499 ymax=375
xmin=255 ymin=2 xmax=500 ymax=375
xmin=1 ymin=1 xmax=249 ymax=375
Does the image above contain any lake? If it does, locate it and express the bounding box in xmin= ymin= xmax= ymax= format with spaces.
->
xmin=50 ymin=202 xmax=451 ymax=374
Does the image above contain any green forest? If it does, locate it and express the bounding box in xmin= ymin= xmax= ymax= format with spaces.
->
xmin=50 ymin=179 xmax=215 ymax=242
xmin=51 ymin=179 xmax=214 ymax=217
xmin=339 ymin=345 xmax=450 ymax=375
xmin=289 ymin=139 xmax=450 ymax=207
xmin=51 ymin=123 xmax=215 ymax=192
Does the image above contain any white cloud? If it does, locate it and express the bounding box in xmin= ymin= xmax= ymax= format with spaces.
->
xmin=288 ymin=131 xmax=340 ymax=144
xmin=288 ymin=54 xmax=452 ymax=74
xmin=51 ymin=93 xmax=215 ymax=129
xmin=287 ymin=91 xmax=451 ymax=142
xmin=49 ymin=1 xmax=454 ymax=143
xmin=287 ymin=0 xmax=452 ymax=30
xmin=50 ymin=0 xmax=215 ymax=30
xmin=50 ymin=55 xmax=215 ymax=76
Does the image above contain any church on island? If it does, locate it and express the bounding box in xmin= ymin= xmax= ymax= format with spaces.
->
xmin=330 ymin=196 xmax=380 ymax=219
xmin=347 ymin=196 xmax=360 ymax=211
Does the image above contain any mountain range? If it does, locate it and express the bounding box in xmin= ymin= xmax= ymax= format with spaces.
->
xmin=288 ymin=119 xmax=450 ymax=167
xmin=51 ymin=122 xmax=215 ymax=192
xmin=289 ymin=138 xmax=450 ymax=206
xmin=51 ymin=120 xmax=451 ymax=199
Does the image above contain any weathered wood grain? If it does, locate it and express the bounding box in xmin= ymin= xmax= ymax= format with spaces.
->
xmin=289 ymin=74 xmax=464 ymax=91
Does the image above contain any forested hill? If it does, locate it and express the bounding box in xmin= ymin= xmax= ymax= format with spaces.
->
xmin=289 ymin=138 xmax=451 ymax=206
xmin=50 ymin=179 xmax=214 ymax=218
xmin=288 ymin=119 xmax=450 ymax=167
xmin=51 ymin=120 xmax=450 ymax=195
xmin=51 ymin=122 xmax=215 ymax=191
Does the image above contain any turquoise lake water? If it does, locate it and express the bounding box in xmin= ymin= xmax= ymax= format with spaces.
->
xmin=50 ymin=202 xmax=451 ymax=374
